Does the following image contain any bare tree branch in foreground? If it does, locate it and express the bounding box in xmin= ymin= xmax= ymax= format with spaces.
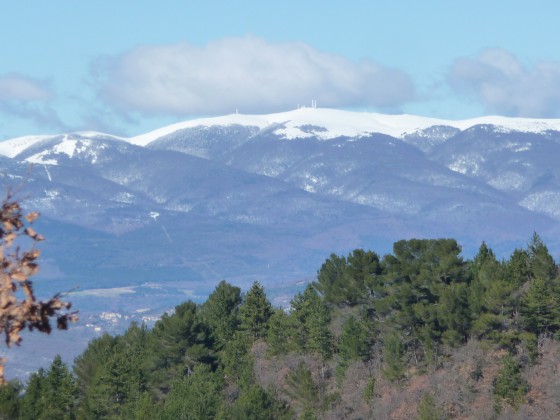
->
xmin=0 ymin=190 xmax=77 ymax=383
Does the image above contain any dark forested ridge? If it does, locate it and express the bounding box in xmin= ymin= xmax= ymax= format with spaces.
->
xmin=1 ymin=234 xmax=559 ymax=419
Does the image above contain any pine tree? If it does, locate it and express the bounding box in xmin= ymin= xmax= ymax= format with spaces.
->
xmin=527 ymin=232 xmax=557 ymax=281
xmin=290 ymin=285 xmax=332 ymax=359
xmin=522 ymin=277 xmax=560 ymax=334
xmin=20 ymin=356 xmax=78 ymax=419
xmin=163 ymin=364 xmax=223 ymax=419
xmin=201 ymin=281 xmax=242 ymax=348
xmin=266 ymin=309 xmax=296 ymax=355
xmin=228 ymin=385 xmax=291 ymax=420
xmin=0 ymin=380 xmax=20 ymax=419
xmin=285 ymin=362 xmax=319 ymax=414
xmin=493 ymin=355 xmax=529 ymax=408
xmin=43 ymin=355 xmax=78 ymax=419
xmin=240 ymin=281 xmax=273 ymax=339
xmin=382 ymin=332 xmax=406 ymax=382
xmin=338 ymin=315 xmax=370 ymax=363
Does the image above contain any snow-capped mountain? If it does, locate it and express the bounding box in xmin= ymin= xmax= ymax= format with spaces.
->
xmin=0 ymin=108 xmax=560 ymax=280
xmin=2 ymin=107 xmax=560 ymax=378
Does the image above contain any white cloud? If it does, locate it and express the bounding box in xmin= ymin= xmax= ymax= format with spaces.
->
xmin=95 ymin=36 xmax=415 ymax=116
xmin=0 ymin=73 xmax=52 ymax=102
xmin=0 ymin=73 xmax=68 ymax=132
xmin=448 ymin=49 xmax=560 ymax=118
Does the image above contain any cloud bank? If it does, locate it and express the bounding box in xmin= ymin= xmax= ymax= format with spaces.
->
xmin=0 ymin=73 xmax=67 ymax=131
xmin=449 ymin=49 xmax=560 ymax=118
xmin=0 ymin=73 xmax=52 ymax=102
xmin=96 ymin=37 xmax=416 ymax=116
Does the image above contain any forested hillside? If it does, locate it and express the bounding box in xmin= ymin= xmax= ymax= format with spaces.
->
xmin=1 ymin=234 xmax=559 ymax=419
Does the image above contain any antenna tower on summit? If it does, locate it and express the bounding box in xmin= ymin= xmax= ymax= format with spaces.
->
xmin=311 ymin=99 xmax=317 ymax=109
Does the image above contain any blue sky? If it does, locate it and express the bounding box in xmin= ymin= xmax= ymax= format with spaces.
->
xmin=1 ymin=1 xmax=560 ymax=139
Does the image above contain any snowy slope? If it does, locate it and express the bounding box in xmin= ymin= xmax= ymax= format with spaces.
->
xmin=0 ymin=132 xmax=125 ymax=161
xmin=0 ymin=135 xmax=57 ymax=158
xmin=128 ymin=108 xmax=560 ymax=146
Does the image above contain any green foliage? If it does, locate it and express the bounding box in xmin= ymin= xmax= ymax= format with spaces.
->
xmin=19 ymin=356 xmax=78 ymax=420
xmin=227 ymin=385 xmax=291 ymax=420
xmin=522 ymin=277 xmax=560 ymax=334
xmin=380 ymin=239 xmax=467 ymax=337
xmin=363 ymin=376 xmax=376 ymax=402
xmin=528 ymin=232 xmax=557 ymax=281
xmin=0 ymin=380 xmax=20 ymax=420
xmin=314 ymin=250 xmax=382 ymax=306
xmin=201 ymin=280 xmax=242 ymax=348
xmin=240 ymin=281 xmax=273 ymax=339
xmin=266 ymin=309 xmax=296 ymax=355
xmin=75 ymin=323 xmax=150 ymax=419
xmin=417 ymin=393 xmax=445 ymax=420
xmin=290 ymin=285 xmax=333 ymax=359
xmin=506 ymin=248 xmax=532 ymax=287
xmin=222 ymin=332 xmax=254 ymax=388
xmin=382 ymin=332 xmax=406 ymax=382
xmin=285 ymin=362 xmax=318 ymax=412
xmin=337 ymin=314 xmax=371 ymax=379
xmin=146 ymin=300 xmax=214 ymax=394
xmin=163 ymin=364 xmax=223 ymax=419
xmin=493 ymin=355 xmax=529 ymax=409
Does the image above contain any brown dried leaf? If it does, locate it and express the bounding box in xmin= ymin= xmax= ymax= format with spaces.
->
xmin=24 ymin=212 xmax=40 ymax=223
xmin=4 ymin=233 xmax=16 ymax=247
xmin=11 ymin=272 xmax=27 ymax=282
xmin=2 ymin=221 xmax=14 ymax=232
xmin=24 ymin=227 xmax=36 ymax=238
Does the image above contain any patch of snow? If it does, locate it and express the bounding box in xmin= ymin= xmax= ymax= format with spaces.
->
xmin=519 ymin=191 xmax=560 ymax=219
xmin=165 ymin=203 xmax=193 ymax=212
xmin=488 ymin=172 xmax=528 ymax=191
xmin=353 ymin=193 xmax=421 ymax=214
xmin=113 ymin=192 xmax=135 ymax=204
xmin=26 ymin=152 xmax=58 ymax=165
xmin=448 ymin=154 xmax=485 ymax=176
xmin=71 ymin=287 xmax=135 ymax=298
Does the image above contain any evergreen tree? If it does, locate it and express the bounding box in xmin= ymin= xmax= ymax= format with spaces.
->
xmin=43 ymin=355 xmax=78 ymax=419
xmin=522 ymin=277 xmax=560 ymax=334
xmin=19 ymin=368 xmax=46 ymax=420
xmin=439 ymin=282 xmax=471 ymax=345
xmin=227 ymin=385 xmax=291 ymax=420
xmin=527 ymin=232 xmax=557 ymax=281
xmin=240 ymin=281 xmax=273 ymax=339
xmin=290 ymin=285 xmax=332 ymax=359
xmin=0 ymin=380 xmax=20 ymax=420
xmin=382 ymin=332 xmax=406 ymax=382
xmin=20 ymin=356 xmax=78 ymax=420
xmin=284 ymin=362 xmax=319 ymax=414
xmin=266 ymin=309 xmax=296 ymax=355
xmin=507 ymin=248 xmax=532 ymax=287
xmin=163 ymin=364 xmax=223 ymax=419
xmin=338 ymin=315 xmax=370 ymax=363
xmin=417 ymin=393 xmax=444 ymax=420
xmin=145 ymin=300 xmax=214 ymax=395
xmin=314 ymin=250 xmax=382 ymax=306
xmin=74 ymin=333 xmax=117 ymax=399
xmin=222 ymin=332 xmax=254 ymax=388
xmin=314 ymin=253 xmax=347 ymax=305
xmin=493 ymin=355 xmax=529 ymax=408
xmin=201 ymin=281 xmax=242 ymax=348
